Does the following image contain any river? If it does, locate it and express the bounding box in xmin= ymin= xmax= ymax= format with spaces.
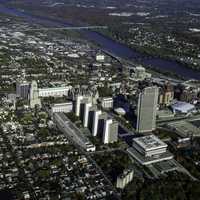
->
xmin=0 ymin=0 xmax=200 ymax=80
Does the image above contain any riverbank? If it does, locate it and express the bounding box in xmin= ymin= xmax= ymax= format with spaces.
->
xmin=95 ymin=28 xmax=200 ymax=79
xmin=0 ymin=1 xmax=200 ymax=80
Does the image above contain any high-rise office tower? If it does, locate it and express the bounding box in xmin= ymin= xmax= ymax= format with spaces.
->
xmin=29 ymin=81 xmax=41 ymax=109
xmin=136 ymin=86 xmax=158 ymax=133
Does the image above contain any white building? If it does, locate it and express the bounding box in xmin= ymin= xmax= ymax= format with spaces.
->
xmin=103 ymin=119 xmax=113 ymax=144
xmin=132 ymin=66 xmax=151 ymax=81
xmin=128 ymin=135 xmax=173 ymax=165
xmin=83 ymin=102 xmax=92 ymax=127
xmin=54 ymin=112 xmax=95 ymax=152
xmin=51 ymin=102 xmax=73 ymax=115
xmin=103 ymin=119 xmax=118 ymax=144
xmin=100 ymin=97 xmax=113 ymax=109
xmin=133 ymin=135 xmax=167 ymax=157
xmin=116 ymin=169 xmax=134 ymax=189
xmin=75 ymin=95 xmax=84 ymax=117
xmin=75 ymin=95 xmax=92 ymax=117
xmin=38 ymin=86 xmax=72 ymax=97
xmin=92 ymin=110 xmax=102 ymax=137
xmin=96 ymin=53 xmax=105 ymax=62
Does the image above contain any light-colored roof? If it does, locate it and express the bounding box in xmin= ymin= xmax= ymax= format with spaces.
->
xmin=171 ymin=101 xmax=195 ymax=113
xmin=114 ymin=107 xmax=126 ymax=115
xmin=39 ymin=86 xmax=71 ymax=91
xmin=102 ymin=97 xmax=113 ymax=101
xmin=133 ymin=135 xmax=167 ymax=151
xmin=52 ymin=102 xmax=73 ymax=107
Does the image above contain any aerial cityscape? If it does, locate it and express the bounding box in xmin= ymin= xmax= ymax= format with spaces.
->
xmin=0 ymin=0 xmax=200 ymax=199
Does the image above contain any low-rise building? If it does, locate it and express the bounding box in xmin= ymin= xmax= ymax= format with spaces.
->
xmin=171 ymin=101 xmax=196 ymax=114
xmin=132 ymin=66 xmax=151 ymax=81
xmin=116 ymin=169 xmax=134 ymax=189
xmin=96 ymin=53 xmax=105 ymax=62
xmin=39 ymin=86 xmax=72 ymax=97
xmin=128 ymin=135 xmax=173 ymax=165
xmin=51 ymin=102 xmax=73 ymax=115
xmin=100 ymin=97 xmax=113 ymax=109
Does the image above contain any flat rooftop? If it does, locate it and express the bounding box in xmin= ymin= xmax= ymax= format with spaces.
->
xmin=167 ymin=120 xmax=200 ymax=137
xmin=52 ymin=102 xmax=72 ymax=107
xmin=171 ymin=101 xmax=195 ymax=113
xmin=148 ymin=159 xmax=179 ymax=178
xmin=133 ymin=135 xmax=167 ymax=151
xmin=58 ymin=113 xmax=90 ymax=144
xmin=127 ymin=147 xmax=173 ymax=165
xmin=39 ymin=86 xmax=71 ymax=91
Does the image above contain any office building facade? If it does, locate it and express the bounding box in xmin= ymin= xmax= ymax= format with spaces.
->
xmin=136 ymin=86 xmax=158 ymax=133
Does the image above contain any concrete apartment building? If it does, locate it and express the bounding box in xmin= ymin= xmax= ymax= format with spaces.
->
xmin=92 ymin=110 xmax=102 ymax=137
xmin=83 ymin=102 xmax=93 ymax=127
xmin=103 ymin=119 xmax=118 ymax=144
xmin=116 ymin=169 xmax=134 ymax=189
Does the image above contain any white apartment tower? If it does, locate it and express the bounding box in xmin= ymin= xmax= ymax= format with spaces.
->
xmin=103 ymin=119 xmax=118 ymax=144
xmin=75 ymin=95 xmax=84 ymax=117
xmin=92 ymin=110 xmax=102 ymax=136
xmin=103 ymin=119 xmax=113 ymax=144
xmin=83 ymin=102 xmax=92 ymax=127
